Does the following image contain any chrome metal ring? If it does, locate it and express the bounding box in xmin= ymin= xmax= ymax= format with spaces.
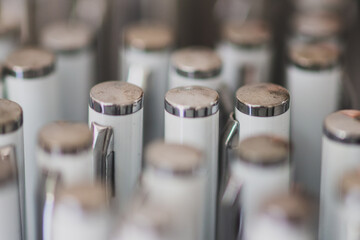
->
xmin=3 ymin=63 xmax=56 ymax=79
xmin=236 ymin=100 xmax=290 ymax=117
xmin=174 ymin=66 xmax=222 ymax=79
xmin=147 ymin=164 xmax=204 ymax=177
xmin=289 ymin=60 xmax=338 ymax=72
xmin=89 ymin=98 xmax=143 ymax=116
xmin=323 ymin=127 xmax=360 ymax=144
xmin=237 ymin=151 xmax=288 ymax=167
xmin=0 ymin=99 xmax=23 ymax=134
xmin=39 ymin=142 xmax=92 ymax=155
xmin=0 ymin=118 xmax=23 ymax=134
xmin=89 ymin=81 xmax=144 ymax=116
xmin=165 ymin=100 xmax=219 ymax=118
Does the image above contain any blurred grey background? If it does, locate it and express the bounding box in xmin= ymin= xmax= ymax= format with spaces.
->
xmin=22 ymin=0 xmax=360 ymax=108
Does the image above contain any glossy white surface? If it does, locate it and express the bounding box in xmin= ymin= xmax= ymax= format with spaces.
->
xmin=339 ymin=197 xmax=360 ymax=240
xmin=0 ymin=182 xmax=21 ymax=240
xmin=5 ymin=72 xmax=60 ymax=240
xmin=164 ymin=111 xmax=219 ymax=240
xmin=123 ymin=47 xmax=170 ymax=144
xmin=319 ymin=137 xmax=360 ymax=240
xmin=37 ymin=148 xmax=94 ymax=186
xmin=217 ymin=42 xmax=271 ymax=92
xmin=235 ymin=108 xmax=290 ymax=142
xmin=114 ymin=225 xmax=164 ymax=240
xmin=169 ymin=69 xmax=222 ymax=90
xmin=287 ymin=65 xmax=341 ymax=197
xmin=0 ymin=35 xmax=19 ymax=98
xmin=142 ymin=168 xmax=205 ymax=240
xmin=58 ymin=49 xmax=94 ymax=122
xmin=247 ymin=215 xmax=313 ymax=240
xmin=0 ymin=128 xmax=24 ymax=237
xmin=52 ymin=202 xmax=110 ymax=240
xmin=231 ymin=160 xmax=290 ymax=237
xmin=88 ymin=107 xmax=143 ymax=211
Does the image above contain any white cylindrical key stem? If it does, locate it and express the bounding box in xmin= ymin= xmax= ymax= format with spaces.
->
xmin=287 ymin=42 xmax=341 ymax=197
xmin=164 ymin=86 xmax=219 ymax=240
xmin=339 ymin=169 xmax=360 ymax=240
xmin=112 ymin=200 xmax=172 ymax=240
xmin=230 ymin=135 xmax=291 ymax=237
xmin=0 ymin=147 xmax=21 ymax=240
xmin=0 ymin=99 xmax=24 ymax=237
xmin=235 ymin=83 xmax=290 ymax=141
xmin=319 ymin=110 xmax=360 ymax=240
xmin=247 ymin=193 xmax=315 ymax=240
xmin=142 ymin=141 xmax=205 ymax=240
xmin=52 ymin=183 xmax=110 ymax=240
xmin=88 ymin=81 xmax=144 ymax=210
xmin=40 ymin=21 xmax=95 ymax=122
xmin=217 ymin=20 xmax=272 ymax=91
xmin=122 ymin=22 xmax=173 ymax=144
xmin=37 ymin=121 xmax=93 ymax=186
xmin=4 ymin=47 xmax=59 ymax=240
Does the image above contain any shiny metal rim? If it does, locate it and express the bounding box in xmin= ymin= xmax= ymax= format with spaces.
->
xmin=0 ymin=116 xmax=23 ymax=134
xmin=3 ymin=63 xmax=56 ymax=79
xmin=165 ymin=99 xmax=219 ymax=118
xmin=147 ymin=164 xmax=204 ymax=177
xmin=237 ymin=152 xmax=288 ymax=167
xmin=236 ymin=99 xmax=290 ymax=117
xmin=289 ymin=60 xmax=338 ymax=72
xmin=126 ymin=44 xmax=171 ymax=53
xmin=173 ymin=66 xmax=222 ymax=79
xmin=227 ymin=40 xmax=269 ymax=50
xmin=54 ymin=45 xmax=91 ymax=55
xmin=89 ymin=96 xmax=144 ymax=116
xmin=39 ymin=142 xmax=92 ymax=155
xmin=323 ymin=127 xmax=360 ymax=144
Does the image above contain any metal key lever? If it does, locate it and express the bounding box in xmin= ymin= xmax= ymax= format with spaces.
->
xmin=217 ymin=112 xmax=240 ymax=240
xmin=91 ymin=122 xmax=115 ymax=199
xmin=217 ymin=175 xmax=243 ymax=240
xmin=218 ymin=112 xmax=239 ymax=196
xmin=218 ymin=84 xmax=236 ymax=130
xmin=0 ymin=145 xmax=22 ymax=238
xmin=38 ymin=170 xmax=61 ymax=240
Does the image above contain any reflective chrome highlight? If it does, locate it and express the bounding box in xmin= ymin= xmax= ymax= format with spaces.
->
xmin=91 ymin=122 xmax=115 ymax=199
xmin=3 ymin=48 xmax=56 ymax=79
xmin=236 ymin=83 xmax=290 ymax=117
xmin=38 ymin=170 xmax=61 ymax=240
xmin=174 ymin=67 xmax=222 ymax=79
xmin=89 ymin=82 xmax=144 ymax=116
xmin=0 ymin=99 xmax=23 ymax=134
xmin=165 ymin=86 xmax=220 ymax=118
xmin=217 ymin=175 xmax=243 ymax=240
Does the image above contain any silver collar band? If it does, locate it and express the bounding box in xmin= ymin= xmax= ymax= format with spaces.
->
xmin=0 ymin=99 xmax=23 ymax=134
xmin=89 ymin=81 xmax=144 ymax=116
xmin=236 ymin=83 xmax=290 ymax=117
xmin=165 ymin=86 xmax=219 ymax=118
xmin=323 ymin=110 xmax=360 ymax=144
xmin=3 ymin=48 xmax=56 ymax=79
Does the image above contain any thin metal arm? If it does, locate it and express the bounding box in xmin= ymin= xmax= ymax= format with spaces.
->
xmin=218 ymin=112 xmax=239 ymax=195
xmin=218 ymin=175 xmax=243 ymax=240
xmin=92 ymin=122 xmax=115 ymax=200
xmin=38 ymin=170 xmax=61 ymax=240
xmin=217 ymin=112 xmax=240 ymax=240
